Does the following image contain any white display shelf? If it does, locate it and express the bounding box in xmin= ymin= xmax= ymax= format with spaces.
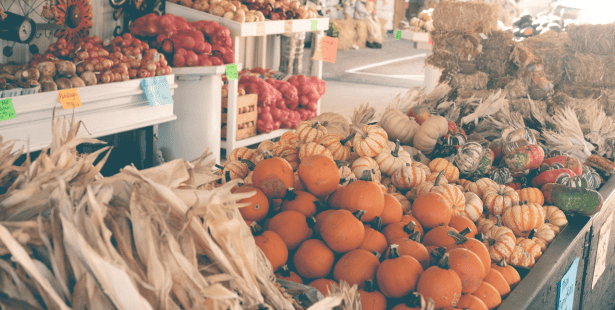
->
xmin=398 ymin=29 xmax=430 ymax=42
xmin=221 ymin=128 xmax=291 ymax=150
xmin=0 ymin=75 xmax=177 ymax=154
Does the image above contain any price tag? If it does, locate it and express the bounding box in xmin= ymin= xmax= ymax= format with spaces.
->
xmin=256 ymin=22 xmax=266 ymax=36
xmin=140 ymin=76 xmax=173 ymax=107
xmin=58 ymin=89 xmax=82 ymax=109
xmin=312 ymin=36 xmax=338 ymax=64
xmin=0 ymin=98 xmax=16 ymax=121
xmin=311 ymin=20 xmax=318 ymax=31
xmin=226 ymin=64 xmax=238 ymax=81
xmin=593 ymin=213 xmax=612 ymax=288
xmin=557 ymin=257 xmax=580 ymax=310
xmin=396 ymin=30 xmax=401 ymax=40
xmin=284 ymin=20 xmax=293 ymax=33
xmin=479 ymin=33 xmax=488 ymax=40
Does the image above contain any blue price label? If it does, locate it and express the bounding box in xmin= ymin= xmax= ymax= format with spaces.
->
xmin=558 ymin=257 xmax=580 ymax=310
xmin=311 ymin=20 xmax=318 ymax=31
xmin=141 ymin=76 xmax=173 ymax=107
xmin=0 ymin=98 xmax=16 ymax=121
xmin=396 ymin=30 xmax=401 ymax=40
xmin=226 ymin=64 xmax=238 ymax=81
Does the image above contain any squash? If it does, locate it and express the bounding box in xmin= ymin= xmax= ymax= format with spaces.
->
xmin=378 ymin=108 xmax=420 ymax=145
xmin=472 ymin=281 xmax=502 ymax=310
xmin=454 ymin=142 xmax=483 ymax=175
xmin=391 ymin=292 xmax=434 ymax=310
xmin=408 ymin=105 xmax=432 ymax=125
xmin=531 ymin=168 xmax=576 ymax=187
xmin=542 ymin=155 xmax=583 ymax=175
xmin=352 ymin=156 xmax=382 ymax=183
xmin=555 ymin=173 xmax=588 ymax=188
xmin=464 ymin=178 xmax=498 ymax=199
xmin=475 ymin=148 xmax=495 ymax=176
xmin=532 ymin=224 xmax=556 ymax=251
xmin=386 ymin=231 xmax=429 ymax=269
xmin=312 ymin=112 xmax=351 ymax=136
xmin=339 ymin=165 xmax=357 ymax=186
xmin=447 ymin=248 xmax=485 ymax=294
xmin=516 ymin=187 xmax=544 ymax=205
xmin=228 ymin=147 xmax=258 ymax=162
xmin=298 ymin=154 xmax=341 ymax=197
xmin=447 ymin=230 xmax=491 ymax=276
xmin=319 ymin=209 xmax=366 ymax=253
xmin=502 ymin=144 xmax=544 ymax=172
xmin=429 ymin=158 xmax=460 ymax=182
xmin=281 ymin=189 xmax=319 ymax=217
xmin=252 ymin=157 xmax=294 ymax=199
xmin=412 ymin=192 xmax=453 ymax=229
xmin=501 ymin=126 xmax=537 ymax=144
xmin=299 ymin=142 xmax=333 ymax=161
xmin=464 ymin=192 xmax=485 ymax=222
xmin=413 ymin=115 xmax=449 ymax=154
xmin=375 ymin=140 xmax=412 ymax=176
xmin=489 ymin=139 xmax=506 ymax=161
xmin=516 ymin=236 xmax=543 ymax=259
xmin=456 ymin=294 xmax=489 ymax=310
xmin=233 ymin=185 xmax=270 ymax=221
xmin=543 ymin=205 xmax=568 ymax=229
xmin=501 ymin=202 xmax=545 ymax=236
xmin=377 ymin=244 xmax=424 ymax=298
xmin=359 ymin=226 xmax=388 ymax=255
xmin=542 ymin=183 xmax=603 ymax=216
xmin=581 ymin=165 xmax=601 ymax=189
xmin=352 ymin=124 xmax=389 ymax=157
xmin=296 ymin=120 xmax=328 ymax=143
xmin=358 ymin=280 xmax=387 ymax=310
xmin=223 ymin=159 xmax=254 ymax=180
xmin=392 ymin=163 xmax=427 ymax=190
xmin=416 ymin=171 xmax=466 ymax=216
xmin=483 ymin=225 xmax=516 ymax=262
xmin=275 ymin=265 xmax=303 ymax=284
xmin=482 ymin=185 xmax=520 ymax=216
xmin=391 ymin=192 xmax=412 ymax=213
xmin=490 ymin=167 xmax=513 ymax=185
xmin=258 ymin=140 xmax=276 ymax=154
xmin=340 ymin=171 xmax=385 ymax=222
xmin=422 ymin=225 xmax=459 ymax=247
xmin=449 ymin=216 xmax=478 ymax=238
xmin=278 ymin=146 xmax=300 ymax=170
xmin=382 ymin=221 xmax=421 ymax=245
xmin=506 ymin=245 xmax=535 ymax=268
xmin=294 ymin=239 xmax=335 ymax=279
xmin=254 ymin=230 xmax=288 ymax=272
xmin=482 ymin=269 xmax=511 ymax=298
xmin=320 ymin=133 xmax=355 ymax=161
xmin=278 ymin=131 xmax=301 ymax=148
xmin=416 ymin=254 xmax=462 ymax=309
xmin=267 ymin=211 xmax=314 ymax=250
xmin=333 ymin=249 xmax=380 ymax=289
xmin=403 ymin=145 xmax=431 ymax=165
xmin=491 ymin=259 xmax=521 ymax=289
xmin=381 ymin=194 xmax=404 ymax=225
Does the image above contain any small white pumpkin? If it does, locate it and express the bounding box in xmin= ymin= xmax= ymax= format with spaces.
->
xmin=402 ymin=145 xmax=431 ymax=165
xmin=413 ymin=115 xmax=449 ymax=154
xmin=375 ymin=140 xmax=413 ymax=176
xmin=377 ymin=108 xmax=420 ymax=145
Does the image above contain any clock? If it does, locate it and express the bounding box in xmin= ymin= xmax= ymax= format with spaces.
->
xmin=0 ymin=12 xmax=37 ymax=43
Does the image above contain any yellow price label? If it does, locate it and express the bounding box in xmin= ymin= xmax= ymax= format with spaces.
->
xmin=58 ymin=88 xmax=82 ymax=109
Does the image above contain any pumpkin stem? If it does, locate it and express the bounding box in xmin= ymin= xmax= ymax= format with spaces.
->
xmin=392 ymin=139 xmax=401 ymax=157
xmin=495 ymin=215 xmax=503 ymax=227
xmin=360 ymin=170 xmax=373 ymax=182
xmin=434 ymin=170 xmax=445 ymax=186
xmin=475 ymin=233 xmax=484 ymax=242
xmin=215 ymin=164 xmax=225 ymax=170
xmin=364 ymin=280 xmax=376 ymax=292
xmin=496 ymin=258 xmax=509 ymax=267
xmin=388 ymin=244 xmax=401 ymax=259
xmin=402 ymin=292 xmax=425 ymax=308
xmin=335 ymin=160 xmax=350 ymax=167
xmin=306 ymin=216 xmax=317 ymax=229
xmin=314 ymin=200 xmax=327 ymax=213
xmin=353 ymin=210 xmax=367 ymax=221
xmin=409 ymin=231 xmax=422 ymax=242
xmin=371 ymin=217 xmax=383 ymax=231
xmin=403 ymin=221 xmax=417 ymax=234
xmin=528 ymin=229 xmax=536 ymax=239
xmin=311 ymin=121 xmax=320 ymax=128
xmin=282 ymin=188 xmax=297 ymax=201
xmin=487 ymin=237 xmax=496 ymax=246
xmin=447 ymin=230 xmax=468 ymax=244
xmin=483 ymin=206 xmax=491 ymax=219
xmin=250 ymin=222 xmax=264 ymax=236
xmin=413 ymin=150 xmax=424 ymax=162
xmin=371 ymin=251 xmax=381 ymax=260
xmin=225 ymin=171 xmax=231 ymax=183
xmin=459 ymin=227 xmax=472 ymax=236
xmin=437 ymin=253 xmax=452 ymax=270
xmin=278 ymin=265 xmax=291 ymax=277
xmin=430 ymin=247 xmax=446 ymax=264
xmin=321 ymin=121 xmax=329 ymax=126
xmin=340 ymin=133 xmax=356 ymax=146
xmin=240 ymin=159 xmax=256 ymax=170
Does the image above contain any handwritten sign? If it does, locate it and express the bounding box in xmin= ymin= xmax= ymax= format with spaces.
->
xmin=312 ymin=36 xmax=338 ymax=64
xmin=311 ymin=20 xmax=318 ymax=31
xmin=256 ymin=22 xmax=266 ymax=36
xmin=226 ymin=64 xmax=238 ymax=81
xmin=58 ymin=89 xmax=82 ymax=109
xmin=284 ymin=20 xmax=293 ymax=33
xmin=558 ymin=257 xmax=580 ymax=310
xmin=593 ymin=213 xmax=612 ymax=288
xmin=396 ymin=30 xmax=401 ymax=40
xmin=141 ymin=76 xmax=172 ymax=107
xmin=0 ymin=98 xmax=16 ymax=121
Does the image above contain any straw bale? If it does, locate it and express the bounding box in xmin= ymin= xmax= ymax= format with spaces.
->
xmin=331 ymin=19 xmax=369 ymax=50
xmin=557 ymin=83 xmax=604 ymax=100
xmin=451 ymin=71 xmax=489 ymax=91
xmin=476 ymin=30 xmax=515 ymax=78
xmin=432 ymin=1 xmax=499 ymax=34
xmin=430 ymin=30 xmax=483 ymax=60
xmin=564 ymin=52 xmax=615 ymax=88
xmin=426 ymin=52 xmax=460 ymax=70
xmin=567 ymin=23 xmax=615 ymax=55
xmin=523 ymin=31 xmax=570 ymax=85
xmin=505 ymin=78 xmax=529 ymax=99
xmin=457 ymin=89 xmax=496 ymax=100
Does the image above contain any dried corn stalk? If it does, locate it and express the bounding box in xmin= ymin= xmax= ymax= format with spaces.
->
xmin=350 ymin=103 xmax=376 ymax=127
xmin=306 ymin=281 xmax=361 ymax=310
xmin=460 ymin=89 xmax=509 ymax=126
xmin=583 ymin=101 xmax=615 ymax=156
xmin=542 ymin=106 xmax=595 ymax=162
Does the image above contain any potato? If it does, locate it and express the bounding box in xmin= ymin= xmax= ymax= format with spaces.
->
xmin=57 ymin=61 xmax=77 ymax=78
xmin=41 ymin=82 xmax=58 ymax=92
xmin=70 ymin=76 xmax=86 ymax=88
xmin=56 ymin=77 xmax=73 ymax=90
xmin=21 ymin=68 xmax=40 ymax=81
xmin=0 ymin=72 xmax=15 ymax=83
xmin=39 ymin=75 xmax=54 ymax=83
xmin=14 ymin=69 xmax=24 ymax=82
xmin=211 ymin=5 xmax=225 ymax=16
xmin=2 ymin=65 xmax=20 ymax=75
xmin=223 ymin=11 xmax=235 ymax=19
xmin=25 ymin=80 xmax=41 ymax=88
xmin=80 ymin=71 xmax=97 ymax=86
xmin=37 ymin=61 xmax=57 ymax=77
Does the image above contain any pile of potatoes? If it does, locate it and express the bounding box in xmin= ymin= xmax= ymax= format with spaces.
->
xmin=0 ymin=60 xmax=91 ymax=94
xmin=171 ymin=0 xmax=266 ymax=23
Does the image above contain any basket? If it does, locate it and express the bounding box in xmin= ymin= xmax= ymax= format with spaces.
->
xmin=2 ymin=87 xmax=23 ymax=98
xmin=21 ymin=85 xmax=41 ymax=96
xmin=221 ymin=94 xmax=258 ymax=141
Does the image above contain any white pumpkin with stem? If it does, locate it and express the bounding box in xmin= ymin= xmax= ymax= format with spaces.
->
xmin=375 ymin=140 xmax=413 ymax=176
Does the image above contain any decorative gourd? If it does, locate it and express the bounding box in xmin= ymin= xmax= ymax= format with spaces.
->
xmin=333 ymin=249 xmax=380 ymax=289
xmin=475 ymin=149 xmax=495 ymax=177
xmin=457 ymin=294 xmax=489 ymax=310
xmin=532 ymin=167 xmax=576 ymax=188
xmin=296 ymin=120 xmax=328 ymax=143
xmin=223 ymin=159 xmax=254 ymax=180
xmin=463 ymin=193 xmax=484 ymax=223
xmin=403 ymin=145 xmax=431 ymax=165
xmin=516 ymin=235 xmax=543 ymax=259
xmin=416 ymin=254 xmax=463 ymax=309
xmin=581 ymin=165 xmax=601 ymax=189
xmin=447 ymin=248 xmax=486 ymax=294
xmin=491 ymin=259 xmax=521 ymax=289
xmin=446 ymin=133 xmax=468 ymax=147
xmin=258 ymin=140 xmax=276 ymax=154
xmin=422 ymin=225 xmax=459 ymax=247
xmin=454 ymin=142 xmax=483 ymax=175
xmin=312 ymin=112 xmax=351 ymax=136
xmin=381 ymin=194 xmax=404 ymax=225
xmin=483 ymin=225 xmax=516 ymax=261
xmin=298 ymin=154 xmax=340 ymax=197
xmin=278 ymin=146 xmax=300 ymax=170
xmin=501 ymin=202 xmax=545 ymax=236
xmin=431 ymin=138 xmax=459 ymax=160
xmin=412 ymin=161 xmax=432 ymax=175
xmin=543 ymin=206 xmax=568 ymax=229
xmin=352 ymin=124 xmax=389 ymax=157
xmin=378 ymin=108 xmax=421 ymax=145
xmin=449 ymin=216 xmax=478 ymax=238
xmin=228 ymin=147 xmax=258 ymax=162
xmin=267 ymin=211 xmax=314 ymax=250
xmin=377 ymin=244 xmax=424 ymax=298
xmin=252 ymin=157 xmax=294 ymax=199
xmin=482 ymin=185 xmax=520 ymax=216
xmin=254 ymin=230 xmax=288 ymax=272
xmin=531 ymin=224 xmax=556 ymax=251
xmin=339 ymin=164 xmax=357 ymax=186
xmin=392 ymin=163 xmax=427 ymax=190
xmin=299 ymin=142 xmax=333 ymax=161
xmin=429 ymin=158 xmax=460 ymax=182
xmin=275 ymin=265 xmax=303 ymax=284
xmin=502 ymin=144 xmax=545 ymax=173
xmin=359 ymin=226 xmax=388 ymax=255
xmin=516 ymin=187 xmax=544 ymax=205
xmin=319 ymin=209 xmax=366 ymax=253
xmin=490 ymin=167 xmax=513 ymax=185
xmin=447 ymin=230 xmax=491 ymax=276
xmin=413 ymin=115 xmax=449 ymax=154
xmin=412 ymin=192 xmax=453 ymax=229
xmin=482 ymin=268 xmax=511 ymax=298
xmin=472 ymin=281 xmax=502 ymax=310
xmin=279 ymin=131 xmax=301 ymax=148
xmin=426 ymin=171 xmax=449 ymax=184
xmin=320 ymin=133 xmax=355 ymax=161
xmin=233 ymin=185 xmax=270 ymax=222
xmin=375 ymin=140 xmax=413 ymax=176
xmin=506 ymin=245 xmax=535 ymax=268
xmin=308 ymin=278 xmax=337 ymax=297
xmin=244 ymin=171 xmax=254 ymax=185
xmin=489 ymin=139 xmax=506 ymax=161
xmin=542 ymin=183 xmax=603 ymax=216
xmin=391 ymin=192 xmax=412 ymax=213
xmin=464 ymin=178 xmax=498 ymax=199
xmin=340 ymin=171 xmax=385 ymax=222
xmin=555 ymin=173 xmax=588 ymax=188
xmin=501 ymin=126 xmax=537 ymax=144
xmin=281 ymin=189 xmax=319 ymax=217
xmin=416 ymin=171 xmax=465 ymax=216
xmin=408 ymin=105 xmax=432 ymax=125
xmin=358 ymin=280 xmax=387 ymax=310
xmin=543 ymin=155 xmax=583 ymax=175
xmin=352 ymin=156 xmax=382 ymax=183
xmin=386 ymin=231 xmax=429 ymax=269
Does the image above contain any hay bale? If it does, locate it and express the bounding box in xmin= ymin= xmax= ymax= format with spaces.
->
xmin=567 ymin=23 xmax=615 ymax=55
xmin=451 ymin=71 xmax=489 ymax=91
xmin=476 ymin=30 xmax=515 ymax=78
xmin=505 ymin=78 xmax=528 ymax=99
xmin=556 ymin=83 xmax=604 ymax=100
xmin=426 ymin=30 xmax=482 ymax=69
xmin=457 ymin=89 xmax=495 ymax=100
xmin=523 ymin=31 xmax=570 ymax=85
xmin=426 ymin=52 xmax=460 ymax=70
xmin=331 ymin=19 xmax=369 ymax=50
xmin=564 ymin=52 xmax=615 ymax=88
xmin=432 ymin=1 xmax=499 ymax=34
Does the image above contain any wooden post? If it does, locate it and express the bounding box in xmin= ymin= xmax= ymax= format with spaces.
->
xmin=393 ymin=0 xmax=406 ymax=30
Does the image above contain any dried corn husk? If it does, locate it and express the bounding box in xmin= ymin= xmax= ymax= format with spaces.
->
xmin=542 ymin=106 xmax=595 ymax=162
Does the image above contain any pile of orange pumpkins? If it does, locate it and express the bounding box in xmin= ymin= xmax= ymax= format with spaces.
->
xmin=218 ymin=119 xmax=575 ymax=310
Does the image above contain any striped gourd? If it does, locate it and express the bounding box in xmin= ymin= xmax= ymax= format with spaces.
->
xmin=392 ymin=163 xmax=427 ymax=190
xmin=352 ymin=124 xmax=389 ymax=157
xmin=351 ymin=156 xmax=381 ymax=182
xmin=296 ymin=121 xmax=328 ymax=143
xmin=428 ymin=157 xmax=460 ymax=182
xmin=299 ymin=142 xmax=333 ymax=162
xmin=375 ymin=140 xmax=413 ymax=176
xmin=454 ymin=142 xmax=483 ymax=175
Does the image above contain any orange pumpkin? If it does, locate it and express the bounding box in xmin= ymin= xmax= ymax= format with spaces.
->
xmin=233 ymin=185 xmax=270 ymax=222
xmin=491 ymin=259 xmax=521 ymax=289
xmin=358 ymin=280 xmax=387 ymax=310
xmin=294 ymin=239 xmax=335 ymax=279
xmin=416 ymin=254 xmax=463 ymax=309
xmin=447 ymin=248 xmax=485 ymax=294
xmin=416 ymin=170 xmax=466 ymax=216
xmin=252 ymin=157 xmax=294 ymax=199
xmin=422 ymin=225 xmax=459 ymax=247
xmin=297 ymin=121 xmax=328 ymax=143
xmin=482 ymin=185 xmax=519 ymax=216
xmin=412 ymin=192 xmax=453 ymax=229
xmin=376 ymin=244 xmax=424 ymax=298
xmin=327 ymin=186 xmax=346 ymax=209
xmin=359 ymin=226 xmax=389 ymax=255
xmin=228 ymin=147 xmax=258 ymax=162
xmin=340 ymin=171 xmax=385 ymax=222
xmin=353 ymin=124 xmax=389 ymax=157
xmin=386 ymin=231 xmax=429 ymax=270
xmin=382 ymin=221 xmax=420 ymax=245
xmin=483 ymin=268 xmax=511 ymax=298
xmin=456 ymin=294 xmax=489 ymax=310
xmin=447 ymin=230 xmax=491 ymax=276
xmin=391 ymin=192 xmax=412 ymax=214
xmin=428 ymin=158 xmax=460 ymax=182
xmin=516 ymin=187 xmax=544 ymax=205
xmin=392 ymin=163 xmax=427 ymax=190
xmin=401 ymin=215 xmax=425 ymax=235
xmin=267 ymin=211 xmax=314 ymax=250
xmin=333 ymin=249 xmax=380 ymax=289
xmin=254 ymin=230 xmax=288 ymax=272
xmin=319 ymin=209 xmax=366 ymax=253
xmin=471 ymin=281 xmax=501 ymax=310
xmin=298 ymin=154 xmax=341 ymax=197
xmin=281 ymin=189 xmax=319 ymax=217
xmin=275 ymin=265 xmax=303 ymax=284
xmin=308 ymin=278 xmax=337 ymax=297
xmin=381 ymin=194 xmax=404 ymax=225
xmin=292 ymin=171 xmax=305 ymax=191
xmin=299 ymin=142 xmax=333 ymax=161
xmin=449 ymin=215 xmax=478 ymax=239
xmin=391 ymin=292 xmax=434 ymax=310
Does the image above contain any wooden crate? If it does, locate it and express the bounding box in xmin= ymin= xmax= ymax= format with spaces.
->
xmin=221 ymin=94 xmax=258 ymax=141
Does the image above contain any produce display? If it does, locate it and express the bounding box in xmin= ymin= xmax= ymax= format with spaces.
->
xmin=169 ymin=0 xmax=320 ymax=21
xmin=402 ymin=9 xmax=435 ymax=33
xmin=222 ymin=67 xmax=326 ymax=133
xmin=505 ymin=11 xmax=569 ymax=39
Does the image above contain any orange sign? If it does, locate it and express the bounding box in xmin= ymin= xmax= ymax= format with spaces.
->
xmin=284 ymin=20 xmax=293 ymax=33
xmin=312 ymin=36 xmax=338 ymax=63
xmin=58 ymin=88 xmax=82 ymax=109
